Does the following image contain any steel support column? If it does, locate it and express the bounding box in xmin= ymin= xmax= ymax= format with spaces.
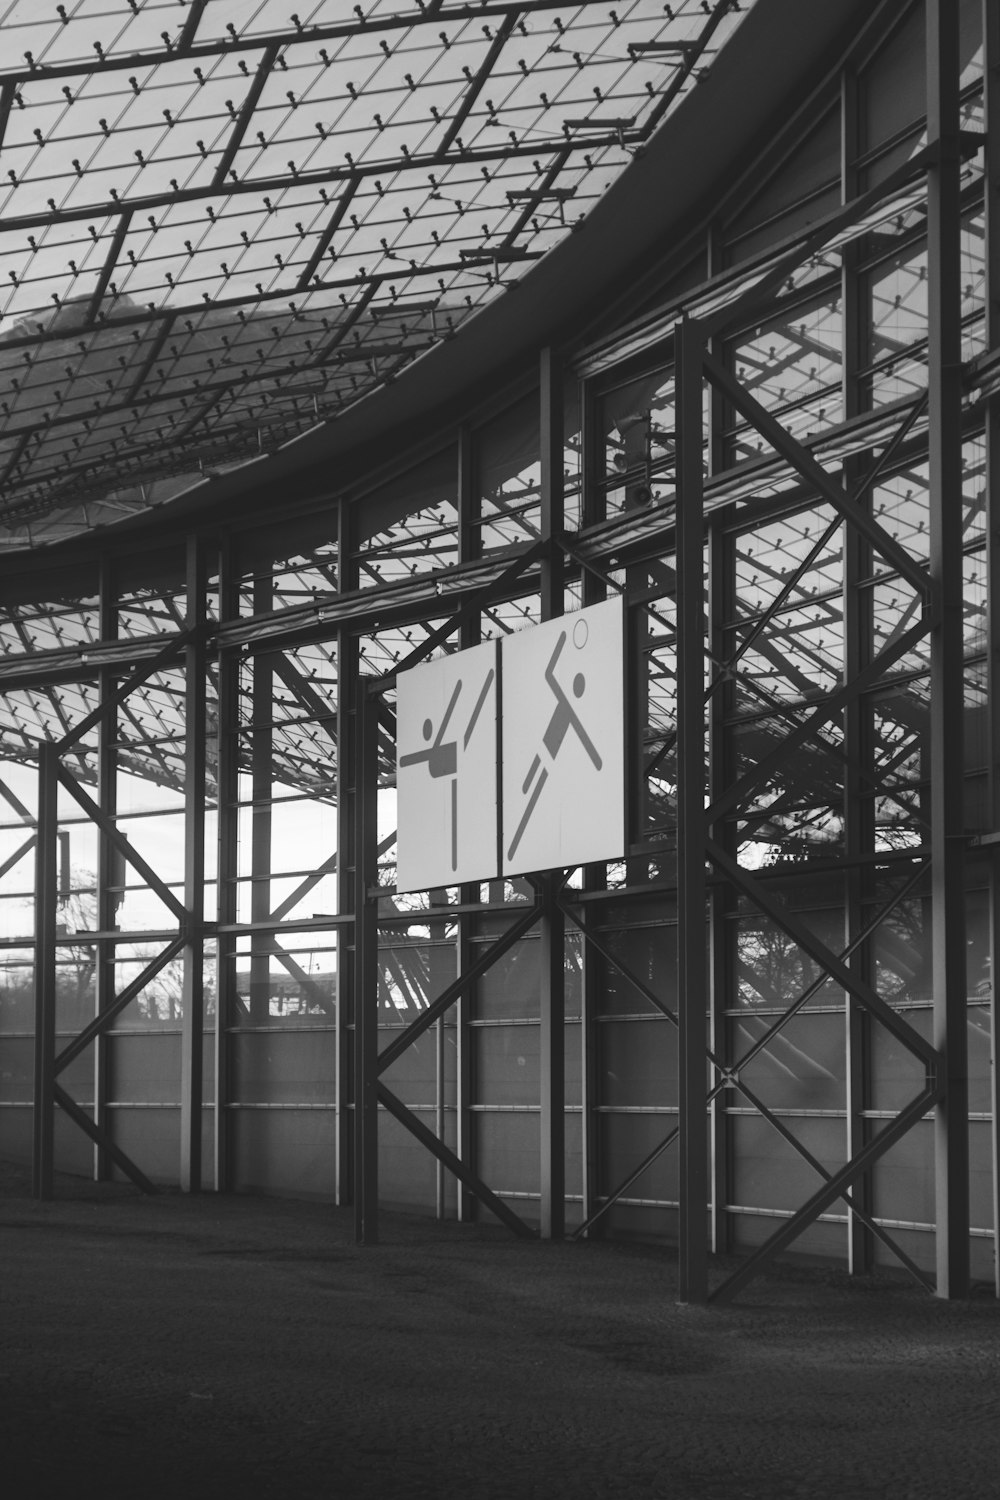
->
xmin=707 ymin=508 xmax=735 ymax=1257
xmin=983 ymin=0 xmax=1000 ymax=1298
xmin=927 ymin=0 xmax=970 ymax=1299
xmin=353 ymin=683 xmax=380 ymax=1244
xmin=539 ymin=345 xmax=565 ymax=1240
xmin=180 ymin=535 xmax=208 ymax=1192
xmin=336 ymin=498 xmax=358 ymax=1208
xmin=578 ymin=415 xmax=607 ymax=1239
xmin=249 ymin=576 xmax=273 ymax=1025
xmin=214 ymin=537 xmax=239 ymax=1192
xmin=675 ymin=316 xmax=709 ymax=1302
xmin=94 ymin=555 xmax=118 ymax=1182
xmin=841 ymin=59 xmax=874 ymax=1276
xmin=457 ymin=423 xmax=478 ymax=1223
xmin=32 ymin=742 xmax=59 ymax=1199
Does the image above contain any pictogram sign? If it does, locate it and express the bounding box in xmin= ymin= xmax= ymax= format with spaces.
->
xmin=395 ymin=599 xmax=624 ymax=889
xmin=395 ymin=640 xmax=499 ymax=892
xmin=501 ymin=597 xmax=624 ymax=875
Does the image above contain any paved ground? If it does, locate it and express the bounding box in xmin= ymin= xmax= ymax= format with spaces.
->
xmin=2 ymin=1163 xmax=999 ymax=1499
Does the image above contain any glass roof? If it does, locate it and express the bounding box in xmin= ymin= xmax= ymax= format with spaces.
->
xmin=0 ymin=0 xmax=754 ymax=548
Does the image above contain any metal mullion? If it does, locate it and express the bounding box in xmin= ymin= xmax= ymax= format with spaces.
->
xmin=708 ymin=508 xmax=736 ymax=1256
xmin=32 ymin=743 xmax=58 ymax=1200
xmin=457 ymin=423 xmax=478 ymax=1223
xmin=353 ymin=685 xmax=379 ymax=1245
xmin=675 ymin=315 xmax=709 ymax=1303
xmin=983 ymin=0 xmax=1000 ymax=1299
xmin=94 ymin=555 xmax=117 ymax=1182
xmin=336 ymin=498 xmax=357 ymax=1207
xmin=578 ymin=450 xmax=607 ymax=1238
xmin=180 ymin=535 xmax=208 ymax=1193
xmin=539 ymin=346 xmax=566 ymax=1242
xmin=248 ymin=577 xmax=273 ymax=1026
xmin=927 ymin=0 xmax=970 ymax=1299
xmin=426 ymin=900 xmax=453 ymax=1220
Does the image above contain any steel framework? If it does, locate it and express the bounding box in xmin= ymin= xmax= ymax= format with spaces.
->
xmin=0 ymin=0 xmax=997 ymax=1304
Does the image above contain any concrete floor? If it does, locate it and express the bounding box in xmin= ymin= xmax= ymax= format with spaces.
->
xmin=2 ymin=1163 xmax=999 ymax=1500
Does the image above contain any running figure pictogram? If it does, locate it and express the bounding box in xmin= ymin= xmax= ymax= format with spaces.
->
xmin=506 ymin=625 xmax=602 ymax=862
xmin=399 ymin=667 xmax=495 ymax=871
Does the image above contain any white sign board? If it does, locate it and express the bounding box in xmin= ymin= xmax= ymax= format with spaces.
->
xmin=501 ymin=597 xmax=625 ymax=875
xmin=395 ymin=640 xmax=499 ymax=892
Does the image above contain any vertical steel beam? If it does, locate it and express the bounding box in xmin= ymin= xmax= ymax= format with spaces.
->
xmin=32 ymin=742 xmax=59 ymax=1200
xmin=94 ymin=554 xmax=118 ymax=1182
xmin=180 ymin=535 xmax=208 ymax=1193
xmin=335 ymin=501 xmax=357 ymax=1209
xmin=457 ymin=424 xmax=478 ymax=1223
xmin=982 ymin=0 xmax=1000 ymax=1297
xmin=707 ymin=509 xmax=735 ymax=1256
xmin=675 ymin=316 xmax=709 ymax=1303
xmin=214 ymin=536 xmax=239 ymax=1193
xmin=706 ymin=215 xmax=731 ymax=1257
xmin=353 ymin=684 xmax=379 ymax=1244
xmin=539 ymin=346 xmax=565 ymax=1241
xmin=579 ymin=417 xmax=607 ymax=1238
xmin=841 ymin=60 xmax=874 ymax=1276
xmin=927 ymin=0 xmax=970 ymax=1298
xmin=249 ymin=575 xmax=273 ymax=1025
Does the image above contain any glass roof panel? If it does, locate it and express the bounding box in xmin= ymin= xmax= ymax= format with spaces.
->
xmin=0 ymin=0 xmax=756 ymax=546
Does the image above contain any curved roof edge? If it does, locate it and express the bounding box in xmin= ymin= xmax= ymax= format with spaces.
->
xmin=0 ymin=0 xmax=884 ymax=571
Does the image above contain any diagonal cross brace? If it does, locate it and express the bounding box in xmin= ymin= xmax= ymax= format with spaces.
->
xmin=710 ymin=1084 xmax=939 ymax=1303
xmin=733 ymin=1075 xmax=932 ymax=1291
xmin=706 ymin=838 xmax=938 ymax=1069
xmin=54 ymin=935 xmax=186 ymax=1075
xmin=53 ymin=1083 xmax=157 ymax=1195
xmin=54 ymin=629 xmax=190 ymax=756
xmin=702 ymin=349 xmax=933 ymax=599
xmin=376 ymin=900 xmax=541 ymax=1075
xmin=727 ymin=859 xmax=931 ymax=1081
xmin=377 ymin=1081 xmax=535 ymax=1238
xmin=571 ymin=1125 xmax=680 ymax=1241
xmin=55 ymin=763 xmax=189 ymax=925
xmin=367 ymin=539 xmax=548 ymax=693
xmin=271 ymin=653 xmax=338 ymax=746
xmin=559 ymin=902 xmax=677 ymax=1025
xmin=706 ymin=615 xmax=933 ymax=826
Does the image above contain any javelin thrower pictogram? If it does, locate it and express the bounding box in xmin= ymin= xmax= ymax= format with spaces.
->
xmin=506 ymin=625 xmax=602 ymax=863
xmin=399 ymin=666 xmax=495 ymax=871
